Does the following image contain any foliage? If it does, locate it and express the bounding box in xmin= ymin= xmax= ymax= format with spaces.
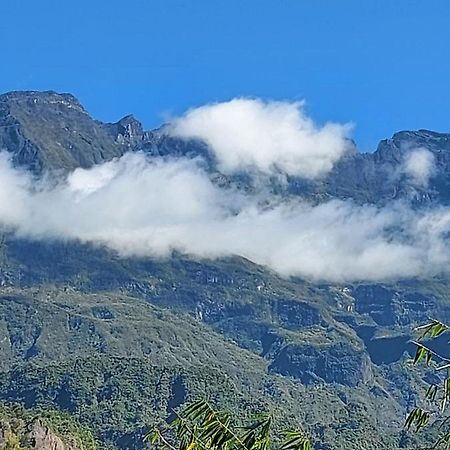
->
xmin=405 ymin=320 xmax=450 ymax=448
xmin=3 ymin=237 xmax=450 ymax=449
xmin=0 ymin=274 xmax=431 ymax=450
xmin=0 ymin=357 xmax=272 ymax=450
xmin=146 ymin=400 xmax=311 ymax=450
xmin=3 ymin=433 xmax=27 ymax=450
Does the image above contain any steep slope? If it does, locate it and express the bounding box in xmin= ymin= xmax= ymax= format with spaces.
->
xmin=0 ymin=91 xmax=143 ymax=173
xmin=317 ymin=129 xmax=450 ymax=205
xmin=0 ymin=284 xmax=418 ymax=450
xmin=4 ymin=91 xmax=450 ymax=207
xmin=0 ymin=90 xmax=448 ymax=450
xmin=0 ymin=237 xmax=438 ymax=449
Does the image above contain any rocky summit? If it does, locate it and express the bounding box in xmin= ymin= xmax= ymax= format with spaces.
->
xmin=1 ymin=90 xmax=450 ymax=450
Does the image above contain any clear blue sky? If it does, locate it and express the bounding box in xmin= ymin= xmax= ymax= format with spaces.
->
xmin=1 ymin=0 xmax=450 ymax=151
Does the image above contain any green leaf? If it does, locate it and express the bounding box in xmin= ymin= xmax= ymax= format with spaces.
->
xmin=413 ymin=345 xmax=428 ymax=365
xmin=405 ymin=408 xmax=430 ymax=432
xmin=426 ymin=384 xmax=438 ymax=401
xmin=415 ymin=321 xmax=448 ymax=342
xmin=442 ymin=378 xmax=450 ymax=413
xmin=279 ymin=432 xmax=312 ymax=450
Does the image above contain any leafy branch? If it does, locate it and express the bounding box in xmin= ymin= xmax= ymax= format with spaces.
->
xmin=145 ymin=400 xmax=311 ymax=450
xmin=405 ymin=320 xmax=450 ymax=448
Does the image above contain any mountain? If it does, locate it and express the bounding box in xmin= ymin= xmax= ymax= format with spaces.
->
xmin=0 ymin=90 xmax=448 ymax=450
xmin=0 ymin=91 xmax=209 ymax=175
xmin=317 ymin=129 xmax=450 ymax=205
xmin=0 ymin=91 xmax=130 ymax=173
xmin=2 ymin=90 xmax=449 ymax=205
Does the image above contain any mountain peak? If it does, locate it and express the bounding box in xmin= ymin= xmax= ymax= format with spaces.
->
xmin=373 ymin=129 xmax=450 ymax=165
xmin=0 ymin=90 xmax=86 ymax=114
xmin=114 ymin=114 xmax=145 ymax=143
xmin=0 ymin=90 xmax=131 ymax=173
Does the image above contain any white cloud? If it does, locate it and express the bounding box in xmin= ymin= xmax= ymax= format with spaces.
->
xmin=1 ymin=151 xmax=450 ymax=282
xmin=168 ymin=98 xmax=353 ymax=178
xmin=403 ymin=148 xmax=435 ymax=187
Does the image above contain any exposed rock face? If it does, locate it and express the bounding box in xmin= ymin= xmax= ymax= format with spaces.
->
xmin=107 ymin=114 xmax=145 ymax=145
xmin=364 ymin=334 xmax=414 ymax=365
xmin=271 ymin=299 xmax=322 ymax=329
xmin=26 ymin=420 xmax=76 ymax=450
xmin=269 ymin=342 xmax=373 ymax=386
xmin=353 ymin=285 xmax=435 ymax=326
xmin=193 ymin=295 xmax=322 ymax=355
xmin=5 ymin=90 xmax=450 ymax=208
xmin=301 ymin=128 xmax=450 ymax=206
xmin=0 ymin=427 xmax=6 ymax=448
xmin=0 ymin=91 xmax=133 ymax=173
xmin=0 ymin=418 xmax=81 ymax=450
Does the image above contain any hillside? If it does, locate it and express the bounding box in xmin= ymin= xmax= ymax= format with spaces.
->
xmin=0 ymin=90 xmax=449 ymax=449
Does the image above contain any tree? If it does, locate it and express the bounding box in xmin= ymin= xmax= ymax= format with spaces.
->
xmin=146 ymin=399 xmax=311 ymax=450
xmin=405 ymin=320 xmax=450 ymax=448
xmin=4 ymin=433 xmax=26 ymax=450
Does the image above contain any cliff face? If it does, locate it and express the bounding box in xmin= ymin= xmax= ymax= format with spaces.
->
xmin=318 ymin=129 xmax=450 ymax=206
xmin=4 ymin=91 xmax=450 ymax=207
xmin=0 ymin=91 xmax=135 ymax=173
xmin=0 ymin=404 xmax=95 ymax=450
xmin=0 ymin=418 xmax=82 ymax=450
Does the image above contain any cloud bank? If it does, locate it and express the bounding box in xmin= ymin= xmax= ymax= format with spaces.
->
xmin=168 ymin=98 xmax=353 ymax=178
xmin=1 ymin=150 xmax=450 ymax=283
xmin=402 ymin=148 xmax=436 ymax=187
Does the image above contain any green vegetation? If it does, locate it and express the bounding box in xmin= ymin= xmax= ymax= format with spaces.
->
xmin=0 ymin=237 xmax=445 ymax=449
xmin=404 ymin=320 xmax=450 ymax=448
xmin=148 ymin=400 xmax=311 ymax=450
xmin=4 ymin=433 xmax=27 ymax=450
xmin=0 ymin=357 xmax=256 ymax=450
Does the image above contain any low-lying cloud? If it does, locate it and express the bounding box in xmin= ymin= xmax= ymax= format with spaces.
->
xmin=1 ymin=151 xmax=450 ymax=283
xmin=402 ymin=147 xmax=436 ymax=187
xmin=168 ymin=98 xmax=353 ymax=178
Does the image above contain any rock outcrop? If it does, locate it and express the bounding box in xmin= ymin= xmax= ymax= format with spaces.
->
xmin=269 ymin=342 xmax=373 ymax=386
xmin=0 ymin=418 xmax=83 ymax=450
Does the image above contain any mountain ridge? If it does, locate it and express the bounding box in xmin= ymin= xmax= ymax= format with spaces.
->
xmin=2 ymin=90 xmax=450 ymax=207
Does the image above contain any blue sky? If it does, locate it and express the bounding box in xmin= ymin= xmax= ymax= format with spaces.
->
xmin=1 ymin=0 xmax=450 ymax=151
